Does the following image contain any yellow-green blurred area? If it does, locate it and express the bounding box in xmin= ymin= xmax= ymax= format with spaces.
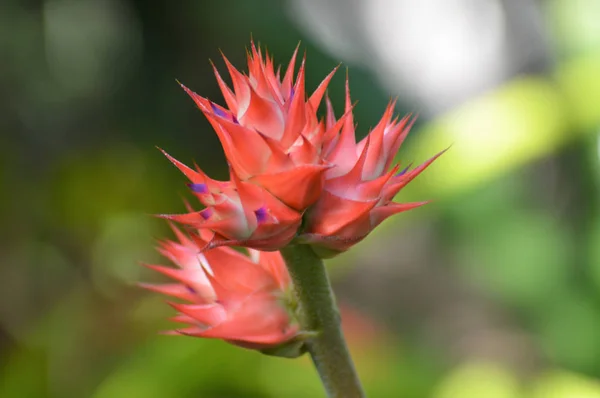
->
xmin=2 ymin=0 xmax=600 ymax=397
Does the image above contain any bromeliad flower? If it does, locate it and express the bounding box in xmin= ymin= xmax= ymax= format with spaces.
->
xmin=149 ymin=41 xmax=445 ymax=397
xmin=141 ymin=225 xmax=301 ymax=350
xmin=297 ymin=82 xmax=445 ymax=257
xmin=161 ymin=41 xmax=441 ymax=254
xmin=180 ymin=42 xmax=337 ymax=211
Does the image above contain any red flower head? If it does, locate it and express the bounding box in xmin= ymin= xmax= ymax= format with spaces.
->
xmin=160 ymin=41 xmax=441 ymax=255
xmin=297 ymin=81 xmax=445 ymax=257
xmin=142 ymin=225 xmax=300 ymax=350
xmin=180 ymin=42 xmax=337 ymax=211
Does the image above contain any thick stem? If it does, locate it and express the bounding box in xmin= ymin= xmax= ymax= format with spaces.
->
xmin=280 ymin=244 xmax=366 ymax=398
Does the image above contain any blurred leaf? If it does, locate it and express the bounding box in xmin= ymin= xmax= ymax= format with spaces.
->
xmin=557 ymin=55 xmax=600 ymax=131
xmin=93 ymin=337 xmax=268 ymax=398
xmin=400 ymin=78 xmax=567 ymax=199
xmin=587 ymin=215 xmax=600 ymax=294
xmin=433 ymin=362 xmax=522 ymax=398
xmin=531 ymin=370 xmax=600 ymax=398
xmin=538 ymin=294 xmax=600 ymax=372
xmin=258 ymin=355 xmax=324 ymax=398
xmin=51 ymin=145 xmax=176 ymax=241
xmin=91 ymin=212 xmax=162 ymax=298
xmin=0 ymin=347 xmax=47 ymax=398
xmin=458 ymin=211 xmax=571 ymax=310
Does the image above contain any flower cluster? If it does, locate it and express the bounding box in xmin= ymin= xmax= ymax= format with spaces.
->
xmin=144 ymin=42 xmax=440 ymax=350
xmin=142 ymin=224 xmax=301 ymax=351
xmin=160 ymin=42 xmax=441 ymax=257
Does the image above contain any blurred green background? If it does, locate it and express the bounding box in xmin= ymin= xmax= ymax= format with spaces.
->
xmin=2 ymin=0 xmax=600 ymax=397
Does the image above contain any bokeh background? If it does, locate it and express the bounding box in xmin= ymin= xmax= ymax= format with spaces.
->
xmin=2 ymin=0 xmax=600 ymax=396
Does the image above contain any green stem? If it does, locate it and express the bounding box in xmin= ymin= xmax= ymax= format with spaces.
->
xmin=280 ymin=244 xmax=366 ymax=398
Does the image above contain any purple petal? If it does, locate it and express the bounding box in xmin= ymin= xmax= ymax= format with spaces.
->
xmin=211 ymin=101 xmax=239 ymax=124
xmin=396 ymin=163 xmax=412 ymax=177
xmin=200 ymin=208 xmax=212 ymax=220
xmin=210 ymin=102 xmax=228 ymax=118
xmin=188 ymin=183 xmax=208 ymax=194
xmin=254 ymin=207 xmax=268 ymax=223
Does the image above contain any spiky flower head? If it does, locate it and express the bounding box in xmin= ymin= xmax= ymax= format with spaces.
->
xmin=142 ymin=225 xmax=301 ymax=352
xmin=160 ymin=41 xmax=441 ymax=255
